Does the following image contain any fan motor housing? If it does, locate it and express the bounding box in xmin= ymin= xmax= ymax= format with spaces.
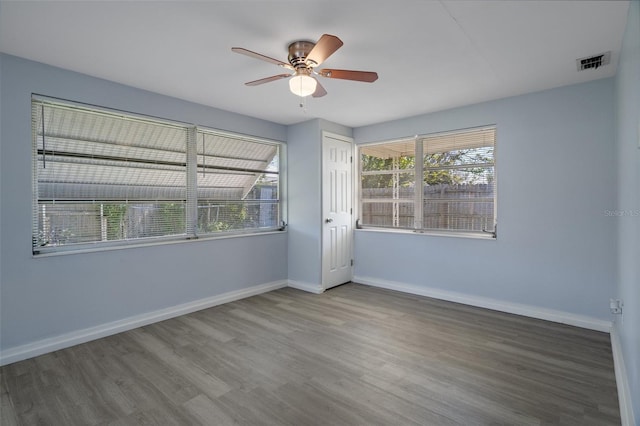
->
xmin=288 ymin=41 xmax=316 ymax=68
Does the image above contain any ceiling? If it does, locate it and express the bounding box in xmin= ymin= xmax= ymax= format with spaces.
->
xmin=0 ymin=1 xmax=630 ymax=128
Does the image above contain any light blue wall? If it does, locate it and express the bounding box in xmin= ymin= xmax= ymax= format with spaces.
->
xmin=614 ymin=0 xmax=640 ymax=420
xmin=0 ymin=53 xmax=4 ymax=296
xmin=287 ymin=119 xmax=323 ymax=285
xmin=353 ymin=78 xmax=618 ymax=321
xmin=287 ymin=118 xmax=351 ymax=287
xmin=0 ymin=54 xmax=288 ymax=352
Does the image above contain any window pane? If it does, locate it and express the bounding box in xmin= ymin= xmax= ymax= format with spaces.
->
xmin=196 ymin=130 xmax=280 ymax=234
xmin=32 ymin=100 xmax=188 ymax=251
xmin=359 ymin=139 xmax=416 ymax=228
xmin=422 ymin=126 xmax=495 ymax=233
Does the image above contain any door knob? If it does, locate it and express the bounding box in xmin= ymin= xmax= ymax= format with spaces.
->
xmin=325 ymin=218 xmax=333 ymax=223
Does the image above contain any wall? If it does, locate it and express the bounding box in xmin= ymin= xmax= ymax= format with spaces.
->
xmin=614 ymin=0 xmax=640 ymax=422
xmin=353 ymin=78 xmax=617 ymax=326
xmin=0 ymin=53 xmax=3 ymax=300
xmin=287 ymin=119 xmax=351 ymax=291
xmin=0 ymin=54 xmax=288 ymax=360
xmin=287 ymin=119 xmax=322 ymax=289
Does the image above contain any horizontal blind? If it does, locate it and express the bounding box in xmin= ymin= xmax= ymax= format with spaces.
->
xmin=196 ymin=129 xmax=280 ymax=234
xmin=423 ymin=127 xmax=495 ymax=155
xmin=422 ymin=127 xmax=495 ymax=233
xmin=32 ymin=99 xmax=188 ymax=251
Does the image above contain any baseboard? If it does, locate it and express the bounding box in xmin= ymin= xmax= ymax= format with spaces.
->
xmin=287 ymin=280 xmax=324 ymax=294
xmin=610 ymin=326 xmax=637 ymax=426
xmin=0 ymin=280 xmax=288 ymax=366
xmin=353 ymin=276 xmax=612 ymax=332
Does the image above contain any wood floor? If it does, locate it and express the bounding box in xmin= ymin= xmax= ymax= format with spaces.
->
xmin=1 ymin=283 xmax=620 ymax=425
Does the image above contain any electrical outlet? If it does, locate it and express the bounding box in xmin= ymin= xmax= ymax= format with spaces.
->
xmin=610 ymin=298 xmax=623 ymax=314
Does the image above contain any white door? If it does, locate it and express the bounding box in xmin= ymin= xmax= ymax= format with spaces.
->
xmin=322 ymin=133 xmax=353 ymax=290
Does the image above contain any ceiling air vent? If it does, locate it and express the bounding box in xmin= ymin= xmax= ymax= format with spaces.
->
xmin=576 ymin=51 xmax=611 ymax=71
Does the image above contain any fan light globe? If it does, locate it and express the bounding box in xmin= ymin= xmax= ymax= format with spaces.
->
xmin=289 ymin=74 xmax=317 ymax=97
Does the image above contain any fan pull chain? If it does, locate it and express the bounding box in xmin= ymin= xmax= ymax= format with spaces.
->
xmin=299 ymin=95 xmax=308 ymax=114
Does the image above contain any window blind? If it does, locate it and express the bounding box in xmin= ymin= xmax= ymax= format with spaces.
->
xmin=196 ymin=129 xmax=280 ymax=234
xmin=422 ymin=127 xmax=495 ymax=233
xmin=32 ymin=99 xmax=189 ymax=251
xmin=31 ymin=97 xmax=284 ymax=254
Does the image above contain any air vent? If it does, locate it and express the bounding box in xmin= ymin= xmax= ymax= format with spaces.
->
xmin=576 ymin=51 xmax=611 ymax=71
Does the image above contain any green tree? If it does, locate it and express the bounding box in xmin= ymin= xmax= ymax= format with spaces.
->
xmin=361 ymin=154 xmax=415 ymax=189
xmin=199 ymin=202 xmax=247 ymax=233
xmin=361 ymin=147 xmax=493 ymax=189
xmin=424 ymin=147 xmax=494 ymax=185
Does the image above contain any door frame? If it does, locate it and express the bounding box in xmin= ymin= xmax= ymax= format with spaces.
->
xmin=320 ymin=131 xmax=355 ymax=290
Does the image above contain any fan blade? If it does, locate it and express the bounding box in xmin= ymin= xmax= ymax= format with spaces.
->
xmin=318 ymin=69 xmax=378 ymax=83
xmin=245 ymin=74 xmax=291 ymax=86
xmin=305 ymin=34 xmax=343 ymax=66
xmin=232 ymin=47 xmax=293 ymax=69
xmin=312 ymin=79 xmax=327 ymax=98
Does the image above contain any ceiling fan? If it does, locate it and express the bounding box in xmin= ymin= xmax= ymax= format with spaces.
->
xmin=232 ymin=34 xmax=378 ymax=98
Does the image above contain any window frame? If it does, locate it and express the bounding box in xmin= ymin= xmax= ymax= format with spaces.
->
xmin=356 ymin=125 xmax=497 ymax=239
xmin=31 ymin=95 xmax=286 ymax=256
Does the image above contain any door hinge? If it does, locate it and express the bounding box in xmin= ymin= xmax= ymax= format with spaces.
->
xmin=350 ymin=208 xmax=353 ymax=214
xmin=350 ymin=156 xmax=353 ymax=163
xmin=350 ymin=259 xmax=354 ymax=266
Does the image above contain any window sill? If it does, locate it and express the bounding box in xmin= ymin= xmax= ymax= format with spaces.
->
xmin=355 ymin=227 xmax=496 ymax=240
xmin=32 ymin=229 xmax=287 ymax=258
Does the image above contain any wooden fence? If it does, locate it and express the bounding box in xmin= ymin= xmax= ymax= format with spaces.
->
xmin=361 ymin=183 xmax=494 ymax=231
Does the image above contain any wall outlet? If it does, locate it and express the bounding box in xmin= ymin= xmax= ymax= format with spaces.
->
xmin=609 ymin=298 xmax=623 ymax=314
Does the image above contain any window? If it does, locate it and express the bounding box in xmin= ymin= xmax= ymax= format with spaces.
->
xmin=195 ymin=129 xmax=280 ymax=235
xmin=358 ymin=126 xmax=496 ymax=237
xmin=32 ymin=97 xmax=282 ymax=254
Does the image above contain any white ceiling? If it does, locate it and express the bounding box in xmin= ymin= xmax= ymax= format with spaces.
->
xmin=0 ymin=1 xmax=630 ymax=128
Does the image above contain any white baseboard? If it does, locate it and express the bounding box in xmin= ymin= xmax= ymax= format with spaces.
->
xmin=610 ymin=327 xmax=637 ymax=426
xmin=353 ymin=276 xmax=612 ymax=332
xmin=288 ymin=280 xmax=324 ymax=294
xmin=0 ymin=280 xmax=288 ymax=366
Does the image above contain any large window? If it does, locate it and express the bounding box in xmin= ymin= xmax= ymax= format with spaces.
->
xmin=32 ymin=97 xmax=282 ymax=254
xmin=359 ymin=126 xmax=496 ymax=237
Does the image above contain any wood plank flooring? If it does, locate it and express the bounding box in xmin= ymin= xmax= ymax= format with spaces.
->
xmin=1 ymin=283 xmax=620 ymax=425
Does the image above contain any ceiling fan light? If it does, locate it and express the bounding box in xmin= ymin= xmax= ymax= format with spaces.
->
xmin=289 ymin=74 xmax=317 ymax=97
